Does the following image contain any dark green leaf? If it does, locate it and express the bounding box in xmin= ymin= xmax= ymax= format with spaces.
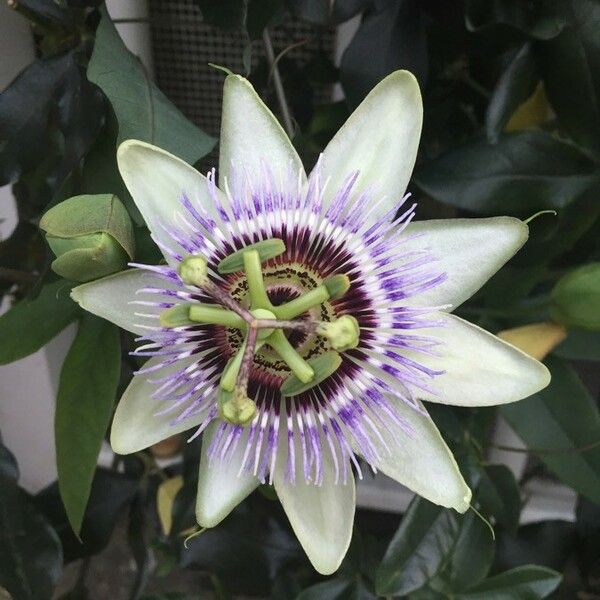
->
xmin=456 ymin=565 xmax=561 ymax=599
xmin=444 ymin=510 xmax=495 ymax=591
xmin=550 ymin=263 xmax=600 ymax=331
xmin=537 ymin=0 xmax=600 ymax=154
xmin=88 ymin=7 xmax=216 ymax=166
xmin=501 ymin=356 xmax=600 ymax=504
xmin=246 ymin=0 xmax=284 ymax=39
xmin=0 ymin=279 xmax=77 ymax=365
xmin=179 ymin=500 xmax=301 ymax=595
xmin=0 ymin=439 xmax=63 ymax=600
xmin=486 ymin=44 xmax=539 ymax=143
xmin=340 ymin=0 xmax=427 ymax=108
xmin=554 ymin=328 xmax=600 ymax=361
xmin=12 ymin=0 xmax=79 ymax=26
xmin=79 ymin=112 xmax=142 ymax=224
xmin=35 ymin=469 xmax=139 ymax=562
xmin=56 ymin=314 xmax=121 ymax=534
xmin=331 ymin=0 xmax=371 ymax=24
xmin=478 ymin=465 xmax=521 ymax=534
xmin=296 ymin=578 xmax=352 ymax=600
xmin=466 ymin=0 xmax=566 ymax=40
xmin=289 ymin=0 xmax=330 ymax=24
xmin=0 ymin=53 xmax=73 ymax=186
xmin=376 ymin=496 xmax=459 ymax=596
xmin=495 ymin=521 xmax=577 ymax=573
xmin=128 ymin=493 xmax=152 ymax=600
xmin=195 ymin=0 xmax=247 ymax=29
xmin=414 ymin=131 xmax=600 ymax=215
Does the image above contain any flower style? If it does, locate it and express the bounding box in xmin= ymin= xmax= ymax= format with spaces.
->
xmin=71 ymin=71 xmax=550 ymax=574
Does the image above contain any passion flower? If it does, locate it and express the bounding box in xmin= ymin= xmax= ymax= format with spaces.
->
xmin=71 ymin=70 xmax=550 ymax=574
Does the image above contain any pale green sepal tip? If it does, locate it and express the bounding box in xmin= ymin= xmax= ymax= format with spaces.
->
xmin=218 ymin=389 xmax=257 ymax=426
xmin=281 ymin=351 xmax=342 ymax=397
xmin=179 ymin=255 xmax=208 ymax=286
xmin=218 ymin=238 xmax=286 ymax=274
xmin=324 ymin=274 xmax=351 ymax=300
xmin=159 ymin=304 xmax=193 ymax=328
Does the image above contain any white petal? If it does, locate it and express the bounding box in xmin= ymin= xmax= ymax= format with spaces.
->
xmin=407 ymin=312 xmax=551 ymax=406
xmin=368 ymin=398 xmax=471 ymax=512
xmin=273 ymin=442 xmax=355 ymax=575
xmin=316 ymin=70 xmax=422 ymax=220
xmin=117 ymin=140 xmax=222 ymax=266
xmin=71 ymin=269 xmax=177 ymax=335
xmin=403 ymin=217 xmax=529 ymax=310
xmin=110 ymin=356 xmax=203 ymax=454
xmin=195 ymin=421 xmax=260 ymax=527
xmin=219 ymin=74 xmax=306 ymax=190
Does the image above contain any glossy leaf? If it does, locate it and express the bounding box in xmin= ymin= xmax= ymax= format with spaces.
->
xmin=340 ymin=0 xmax=427 ymax=107
xmin=477 ymin=465 xmax=521 ymax=534
xmin=35 ymin=468 xmax=139 ymax=563
xmin=56 ymin=314 xmax=121 ymax=534
xmin=537 ymin=0 xmax=600 ymax=154
xmin=486 ymin=44 xmax=539 ymax=142
xmin=88 ymin=7 xmax=215 ymax=166
xmin=415 ymin=131 xmax=600 ymax=215
xmin=0 ymin=280 xmax=77 ymax=365
xmin=0 ymin=53 xmax=73 ymax=186
xmin=0 ymin=440 xmax=63 ymax=600
xmin=296 ymin=578 xmax=352 ymax=600
xmin=444 ymin=511 xmax=495 ymax=591
xmin=501 ymin=356 xmax=600 ymax=504
xmin=494 ymin=521 xmax=577 ymax=573
xmin=466 ymin=0 xmax=566 ymax=40
xmin=456 ymin=565 xmax=561 ymax=599
xmin=376 ymin=497 xmax=459 ymax=596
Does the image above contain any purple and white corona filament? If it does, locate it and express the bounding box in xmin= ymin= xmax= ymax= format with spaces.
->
xmin=72 ymin=70 xmax=550 ymax=574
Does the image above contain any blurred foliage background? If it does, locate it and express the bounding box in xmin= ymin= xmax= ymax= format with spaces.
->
xmin=0 ymin=0 xmax=599 ymax=599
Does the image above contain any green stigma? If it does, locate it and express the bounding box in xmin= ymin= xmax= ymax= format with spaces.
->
xmin=218 ymin=389 xmax=258 ymax=426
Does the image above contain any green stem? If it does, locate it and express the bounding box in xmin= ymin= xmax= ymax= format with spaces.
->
xmin=267 ymin=330 xmax=314 ymax=383
xmin=274 ymin=286 xmax=329 ymax=320
xmin=189 ymin=305 xmax=245 ymax=328
xmin=244 ymin=249 xmax=271 ymax=309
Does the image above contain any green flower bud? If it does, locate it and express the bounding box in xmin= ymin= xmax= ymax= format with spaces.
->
xmin=40 ymin=194 xmax=134 ymax=282
xmin=550 ymin=263 xmax=600 ymax=331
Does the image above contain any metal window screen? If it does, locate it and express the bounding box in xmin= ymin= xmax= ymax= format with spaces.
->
xmin=148 ymin=0 xmax=336 ymax=167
